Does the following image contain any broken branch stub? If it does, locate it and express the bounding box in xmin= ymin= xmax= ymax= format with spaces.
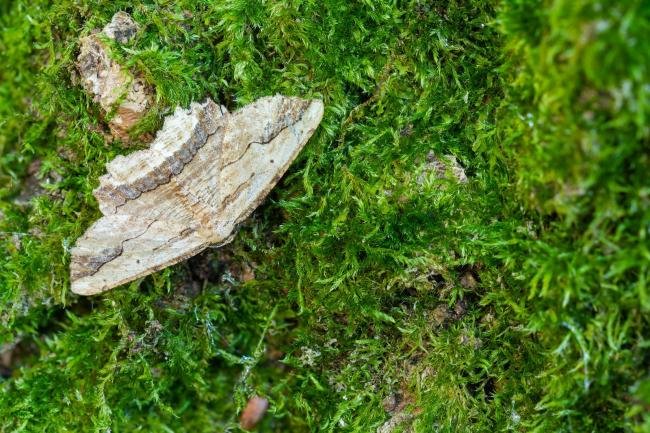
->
xmin=70 ymin=95 xmax=324 ymax=295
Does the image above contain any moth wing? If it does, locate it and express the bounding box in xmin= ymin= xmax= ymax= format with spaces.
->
xmin=71 ymin=169 xmax=216 ymax=296
xmin=214 ymin=95 xmax=324 ymax=230
xmin=93 ymin=99 xmax=226 ymax=216
xmin=71 ymin=101 xmax=228 ymax=296
xmin=70 ymin=214 xmax=210 ymax=295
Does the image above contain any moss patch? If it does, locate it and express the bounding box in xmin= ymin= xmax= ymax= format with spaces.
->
xmin=1 ymin=0 xmax=648 ymax=431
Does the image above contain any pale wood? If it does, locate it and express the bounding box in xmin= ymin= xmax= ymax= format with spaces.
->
xmin=76 ymin=12 xmax=151 ymax=141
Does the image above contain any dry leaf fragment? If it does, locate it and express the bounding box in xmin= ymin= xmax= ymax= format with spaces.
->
xmin=70 ymin=95 xmax=324 ymax=295
xmin=239 ymin=396 xmax=269 ymax=430
xmin=76 ymin=12 xmax=152 ymax=142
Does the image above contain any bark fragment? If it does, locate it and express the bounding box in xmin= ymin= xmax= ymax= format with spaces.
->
xmin=76 ymin=12 xmax=152 ymax=143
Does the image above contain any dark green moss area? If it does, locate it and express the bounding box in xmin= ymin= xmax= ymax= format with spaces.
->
xmin=1 ymin=0 xmax=649 ymax=431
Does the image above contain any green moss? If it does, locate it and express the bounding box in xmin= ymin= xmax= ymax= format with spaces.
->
xmin=1 ymin=0 xmax=648 ymax=431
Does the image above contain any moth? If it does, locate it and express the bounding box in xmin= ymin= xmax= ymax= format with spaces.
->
xmin=70 ymin=95 xmax=324 ymax=295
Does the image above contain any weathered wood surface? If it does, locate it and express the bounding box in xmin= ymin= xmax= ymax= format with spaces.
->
xmin=76 ymin=12 xmax=152 ymax=142
xmin=71 ymin=95 xmax=324 ymax=295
